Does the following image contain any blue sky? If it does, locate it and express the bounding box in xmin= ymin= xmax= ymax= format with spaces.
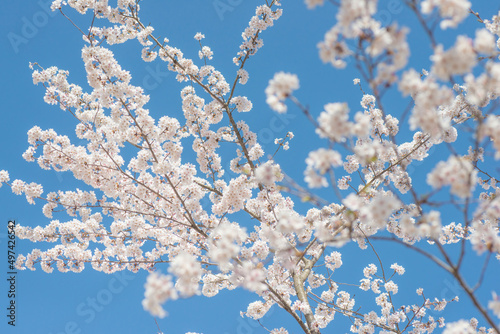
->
xmin=1 ymin=1 xmax=499 ymax=334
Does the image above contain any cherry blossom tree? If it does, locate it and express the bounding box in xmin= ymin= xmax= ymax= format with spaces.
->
xmin=2 ymin=0 xmax=500 ymax=333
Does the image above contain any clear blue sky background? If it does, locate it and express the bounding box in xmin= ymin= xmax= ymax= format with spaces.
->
xmin=0 ymin=1 xmax=499 ymax=334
